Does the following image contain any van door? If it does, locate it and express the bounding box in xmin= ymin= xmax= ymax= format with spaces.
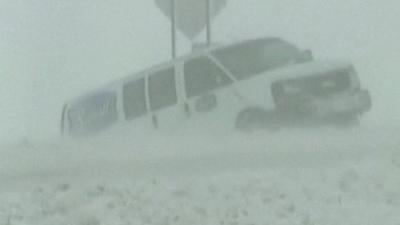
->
xmin=122 ymin=77 xmax=153 ymax=133
xmin=182 ymin=56 xmax=242 ymax=131
xmin=147 ymin=66 xmax=186 ymax=131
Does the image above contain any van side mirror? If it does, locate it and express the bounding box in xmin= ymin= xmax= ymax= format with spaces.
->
xmin=300 ymin=49 xmax=313 ymax=62
xmin=195 ymin=94 xmax=217 ymax=112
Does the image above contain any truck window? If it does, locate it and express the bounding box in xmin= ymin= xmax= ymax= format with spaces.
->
xmin=123 ymin=78 xmax=147 ymax=120
xmin=184 ymin=57 xmax=232 ymax=98
xmin=148 ymin=67 xmax=178 ymax=111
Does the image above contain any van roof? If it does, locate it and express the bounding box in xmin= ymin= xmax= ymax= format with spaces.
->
xmin=118 ymin=37 xmax=286 ymax=82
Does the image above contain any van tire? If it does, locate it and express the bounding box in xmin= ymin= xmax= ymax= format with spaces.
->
xmin=235 ymin=108 xmax=272 ymax=132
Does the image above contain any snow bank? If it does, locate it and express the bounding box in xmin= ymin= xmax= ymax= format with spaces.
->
xmin=1 ymin=127 xmax=399 ymax=225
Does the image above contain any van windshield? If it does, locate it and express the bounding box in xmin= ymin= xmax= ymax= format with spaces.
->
xmin=212 ymin=38 xmax=303 ymax=80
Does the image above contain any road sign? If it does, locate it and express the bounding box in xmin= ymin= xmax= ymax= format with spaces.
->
xmin=154 ymin=0 xmax=227 ymax=39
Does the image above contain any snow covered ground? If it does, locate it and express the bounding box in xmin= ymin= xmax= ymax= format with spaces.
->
xmin=1 ymin=127 xmax=399 ymax=225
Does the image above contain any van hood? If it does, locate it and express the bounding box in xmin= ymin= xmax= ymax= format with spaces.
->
xmin=263 ymin=60 xmax=354 ymax=81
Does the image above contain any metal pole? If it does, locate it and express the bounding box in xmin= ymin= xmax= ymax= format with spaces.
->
xmin=206 ymin=0 xmax=211 ymax=46
xmin=171 ymin=0 xmax=177 ymax=58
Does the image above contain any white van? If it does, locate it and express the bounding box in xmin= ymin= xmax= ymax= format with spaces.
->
xmin=61 ymin=37 xmax=371 ymax=137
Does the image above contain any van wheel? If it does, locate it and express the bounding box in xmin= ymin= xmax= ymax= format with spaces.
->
xmin=235 ymin=108 xmax=269 ymax=132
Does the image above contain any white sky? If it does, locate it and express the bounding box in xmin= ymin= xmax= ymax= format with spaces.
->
xmin=1 ymin=0 xmax=399 ymax=142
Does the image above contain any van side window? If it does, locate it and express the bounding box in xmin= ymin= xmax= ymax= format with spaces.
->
xmin=184 ymin=57 xmax=232 ymax=98
xmin=67 ymin=92 xmax=118 ymax=136
xmin=123 ymin=78 xmax=147 ymax=120
xmin=148 ymin=67 xmax=177 ymax=111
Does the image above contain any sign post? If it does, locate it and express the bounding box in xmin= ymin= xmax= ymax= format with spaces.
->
xmin=155 ymin=0 xmax=227 ymax=58
xmin=171 ymin=0 xmax=177 ymax=58
xmin=206 ymin=0 xmax=211 ymax=46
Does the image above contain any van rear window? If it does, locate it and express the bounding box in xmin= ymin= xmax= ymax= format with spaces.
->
xmin=67 ymin=92 xmax=118 ymax=136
